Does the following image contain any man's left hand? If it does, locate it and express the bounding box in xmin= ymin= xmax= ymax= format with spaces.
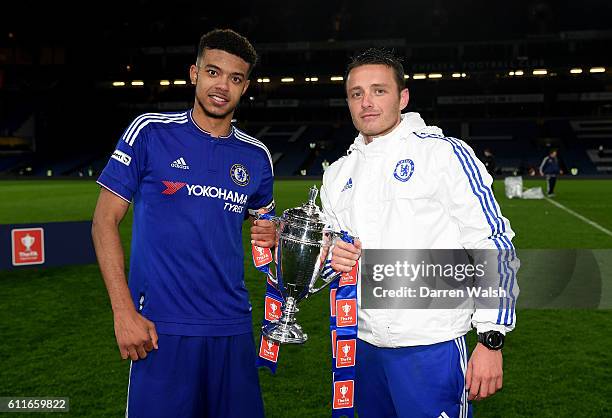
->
xmin=250 ymin=219 xmax=277 ymax=248
xmin=466 ymin=343 xmax=503 ymax=401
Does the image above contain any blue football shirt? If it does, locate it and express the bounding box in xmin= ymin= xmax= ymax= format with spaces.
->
xmin=97 ymin=110 xmax=274 ymax=336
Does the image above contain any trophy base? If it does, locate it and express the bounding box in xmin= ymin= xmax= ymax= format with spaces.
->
xmin=262 ymin=322 xmax=308 ymax=344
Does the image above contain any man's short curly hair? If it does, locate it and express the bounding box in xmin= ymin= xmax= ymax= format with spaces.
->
xmin=345 ymin=48 xmax=406 ymax=92
xmin=196 ymin=29 xmax=257 ymax=77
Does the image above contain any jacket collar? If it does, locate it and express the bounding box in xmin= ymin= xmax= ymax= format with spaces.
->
xmin=347 ymin=112 xmax=442 ymax=155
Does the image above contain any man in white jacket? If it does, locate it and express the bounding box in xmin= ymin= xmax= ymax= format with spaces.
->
xmin=323 ymin=49 xmax=518 ymax=418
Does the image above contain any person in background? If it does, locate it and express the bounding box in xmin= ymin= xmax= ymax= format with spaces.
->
xmin=539 ymin=149 xmax=562 ymax=197
xmin=483 ymin=148 xmax=496 ymax=191
xmin=483 ymin=148 xmax=496 ymax=177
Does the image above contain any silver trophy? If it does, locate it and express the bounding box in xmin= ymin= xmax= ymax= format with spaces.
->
xmin=261 ymin=186 xmax=349 ymax=344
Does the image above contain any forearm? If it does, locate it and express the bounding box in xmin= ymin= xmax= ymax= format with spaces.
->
xmin=92 ymin=218 xmax=134 ymax=314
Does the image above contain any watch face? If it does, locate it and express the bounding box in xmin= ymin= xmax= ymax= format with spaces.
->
xmin=486 ymin=332 xmax=504 ymax=349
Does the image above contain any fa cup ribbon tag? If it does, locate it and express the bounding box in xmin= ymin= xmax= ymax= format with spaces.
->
xmin=335 ymin=339 xmax=356 ymax=368
xmin=339 ymin=265 xmax=358 ymax=287
xmin=333 ymin=380 xmax=355 ymax=410
xmin=252 ymin=245 xmax=273 ymax=268
xmin=259 ymin=336 xmax=280 ymax=363
xmin=336 ymin=299 xmax=357 ymax=327
xmin=264 ymin=296 xmax=283 ymax=322
xmin=251 ymin=212 xmax=275 ymax=275
xmin=330 ymin=288 xmax=337 ymax=317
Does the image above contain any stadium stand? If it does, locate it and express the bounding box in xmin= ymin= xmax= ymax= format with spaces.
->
xmin=1 ymin=2 xmax=611 ymax=179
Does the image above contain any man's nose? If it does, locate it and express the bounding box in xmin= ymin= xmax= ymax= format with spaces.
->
xmin=361 ymin=92 xmax=373 ymax=108
xmin=216 ymin=76 xmax=230 ymax=90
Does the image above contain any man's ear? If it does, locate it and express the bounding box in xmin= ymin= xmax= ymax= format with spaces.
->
xmin=241 ymin=79 xmax=251 ymax=95
xmin=189 ymin=64 xmax=198 ymax=85
xmin=400 ymin=88 xmax=409 ymax=111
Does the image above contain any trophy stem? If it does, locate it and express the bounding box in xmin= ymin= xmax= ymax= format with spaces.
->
xmin=262 ymin=297 xmax=308 ymax=344
xmin=279 ymin=297 xmax=297 ymax=324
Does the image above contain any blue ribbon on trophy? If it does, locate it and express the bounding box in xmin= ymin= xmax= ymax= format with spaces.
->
xmin=328 ymin=232 xmax=358 ymax=418
xmin=251 ymin=187 xmax=358 ymax=417
xmin=251 ymin=212 xmax=284 ymax=373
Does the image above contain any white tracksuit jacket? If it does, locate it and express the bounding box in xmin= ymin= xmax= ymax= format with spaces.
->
xmin=321 ymin=113 xmax=518 ymax=347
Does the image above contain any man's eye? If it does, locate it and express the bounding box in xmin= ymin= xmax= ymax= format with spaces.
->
xmin=232 ymin=76 xmax=243 ymax=84
xmin=375 ymin=89 xmax=386 ymax=95
xmin=207 ymin=69 xmax=217 ymax=76
xmin=351 ymin=92 xmax=362 ymax=99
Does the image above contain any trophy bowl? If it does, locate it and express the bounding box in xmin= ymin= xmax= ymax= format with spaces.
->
xmin=261 ymin=186 xmax=344 ymax=344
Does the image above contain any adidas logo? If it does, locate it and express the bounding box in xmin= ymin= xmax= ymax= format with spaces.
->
xmin=171 ymin=157 xmax=190 ymax=170
xmin=341 ymin=178 xmax=353 ymax=192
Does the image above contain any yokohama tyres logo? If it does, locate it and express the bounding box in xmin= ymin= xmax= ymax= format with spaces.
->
xmin=160 ymin=181 xmax=248 ymax=206
xmin=162 ymin=181 xmax=186 ymax=195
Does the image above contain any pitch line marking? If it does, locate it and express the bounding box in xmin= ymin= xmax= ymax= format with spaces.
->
xmin=545 ymin=197 xmax=612 ymax=238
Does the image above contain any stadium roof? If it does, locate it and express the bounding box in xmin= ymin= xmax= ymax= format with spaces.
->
xmin=2 ymin=0 xmax=611 ymax=47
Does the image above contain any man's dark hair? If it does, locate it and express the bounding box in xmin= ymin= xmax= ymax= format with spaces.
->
xmin=345 ymin=48 xmax=406 ymax=92
xmin=197 ymin=29 xmax=257 ymax=76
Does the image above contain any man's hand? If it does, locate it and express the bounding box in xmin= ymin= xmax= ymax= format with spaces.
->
xmin=330 ymin=239 xmax=362 ymax=272
xmin=113 ymin=308 xmax=159 ymax=361
xmin=466 ymin=343 xmax=503 ymax=401
xmin=250 ymin=219 xmax=277 ymax=248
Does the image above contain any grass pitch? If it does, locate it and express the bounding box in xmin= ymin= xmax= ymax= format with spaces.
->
xmin=0 ymin=179 xmax=611 ymax=417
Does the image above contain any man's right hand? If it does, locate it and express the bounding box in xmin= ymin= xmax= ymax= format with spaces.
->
xmin=113 ymin=308 xmax=159 ymax=361
xmin=330 ymin=239 xmax=362 ymax=273
xmin=250 ymin=218 xmax=277 ymax=248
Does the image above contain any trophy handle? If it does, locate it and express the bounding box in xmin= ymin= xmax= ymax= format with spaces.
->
xmin=309 ymin=270 xmax=343 ymax=294
xmin=309 ymin=231 xmax=357 ymax=295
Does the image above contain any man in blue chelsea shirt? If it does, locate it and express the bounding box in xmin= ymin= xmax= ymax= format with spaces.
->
xmin=92 ymin=29 xmax=276 ymax=418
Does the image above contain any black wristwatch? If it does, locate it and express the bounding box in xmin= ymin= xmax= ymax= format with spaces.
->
xmin=478 ymin=331 xmax=505 ymax=350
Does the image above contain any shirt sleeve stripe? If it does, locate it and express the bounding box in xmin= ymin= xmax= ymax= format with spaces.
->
xmin=96 ymin=180 xmax=131 ymax=204
xmin=122 ymin=112 xmax=187 ymax=142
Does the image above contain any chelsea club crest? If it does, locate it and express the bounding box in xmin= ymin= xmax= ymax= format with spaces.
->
xmin=230 ymin=163 xmax=250 ymax=186
xmin=393 ymin=159 xmax=415 ymax=182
